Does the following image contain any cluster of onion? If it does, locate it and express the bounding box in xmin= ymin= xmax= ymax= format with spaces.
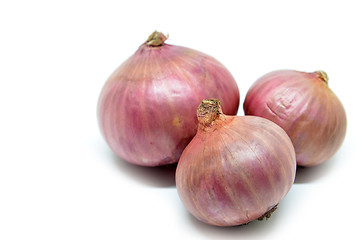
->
xmin=97 ymin=32 xmax=347 ymax=227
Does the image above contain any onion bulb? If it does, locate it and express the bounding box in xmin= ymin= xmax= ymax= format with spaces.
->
xmin=97 ymin=31 xmax=240 ymax=166
xmin=176 ymin=99 xmax=296 ymax=226
xmin=243 ymin=70 xmax=347 ymax=167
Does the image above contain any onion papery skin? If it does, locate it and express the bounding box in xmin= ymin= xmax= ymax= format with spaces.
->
xmin=97 ymin=32 xmax=240 ymax=166
xmin=243 ymin=70 xmax=347 ymax=167
xmin=176 ymin=99 xmax=296 ymax=226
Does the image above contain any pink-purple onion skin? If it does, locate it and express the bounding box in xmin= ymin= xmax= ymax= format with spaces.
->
xmin=97 ymin=32 xmax=240 ymax=166
xmin=243 ymin=70 xmax=347 ymax=167
xmin=176 ymin=99 xmax=296 ymax=226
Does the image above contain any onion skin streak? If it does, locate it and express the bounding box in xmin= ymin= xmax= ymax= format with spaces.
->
xmin=243 ymin=70 xmax=347 ymax=167
xmin=97 ymin=32 xmax=239 ymax=166
xmin=176 ymin=99 xmax=296 ymax=226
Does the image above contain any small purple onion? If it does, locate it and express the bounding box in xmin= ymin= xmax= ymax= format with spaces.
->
xmin=176 ymin=99 xmax=296 ymax=226
xmin=243 ymin=70 xmax=347 ymax=167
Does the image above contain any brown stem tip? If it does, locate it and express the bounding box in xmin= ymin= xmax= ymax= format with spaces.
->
xmin=146 ymin=31 xmax=168 ymax=47
xmin=258 ymin=204 xmax=278 ymax=221
xmin=197 ymin=99 xmax=223 ymax=126
xmin=315 ymin=70 xmax=329 ymax=85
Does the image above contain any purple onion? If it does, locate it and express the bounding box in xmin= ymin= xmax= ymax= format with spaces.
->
xmin=244 ymin=70 xmax=347 ymax=166
xmin=176 ymin=99 xmax=296 ymax=226
xmin=97 ymin=32 xmax=239 ymax=166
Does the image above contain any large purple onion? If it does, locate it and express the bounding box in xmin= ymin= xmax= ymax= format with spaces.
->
xmin=97 ymin=32 xmax=240 ymax=166
xmin=176 ymin=99 xmax=296 ymax=226
xmin=243 ymin=70 xmax=347 ymax=167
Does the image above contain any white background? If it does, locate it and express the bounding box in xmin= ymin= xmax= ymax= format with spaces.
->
xmin=1 ymin=0 xmax=361 ymax=239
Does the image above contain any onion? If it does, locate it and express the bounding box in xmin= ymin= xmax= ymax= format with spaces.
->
xmin=243 ymin=70 xmax=347 ymax=167
xmin=176 ymin=99 xmax=296 ymax=226
xmin=97 ymin=31 xmax=240 ymax=166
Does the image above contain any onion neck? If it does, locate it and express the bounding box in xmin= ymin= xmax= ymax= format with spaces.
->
xmin=197 ymin=99 xmax=225 ymax=130
xmin=315 ymin=70 xmax=329 ymax=85
xmin=146 ymin=31 xmax=168 ymax=47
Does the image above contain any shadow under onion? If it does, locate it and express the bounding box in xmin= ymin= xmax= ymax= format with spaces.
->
xmin=111 ymin=153 xmax=177 ymax=188
xmin=294 ymin=152 xmax=340 ymax=184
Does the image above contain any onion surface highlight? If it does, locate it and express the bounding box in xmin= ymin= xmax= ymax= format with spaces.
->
xmin=98 ymin=32 xmax=240 ymax=166
xmin=176 ymin=99 xmax=296 ymax=226
xmin=243 ymin=70 xmax=347 ymax=167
